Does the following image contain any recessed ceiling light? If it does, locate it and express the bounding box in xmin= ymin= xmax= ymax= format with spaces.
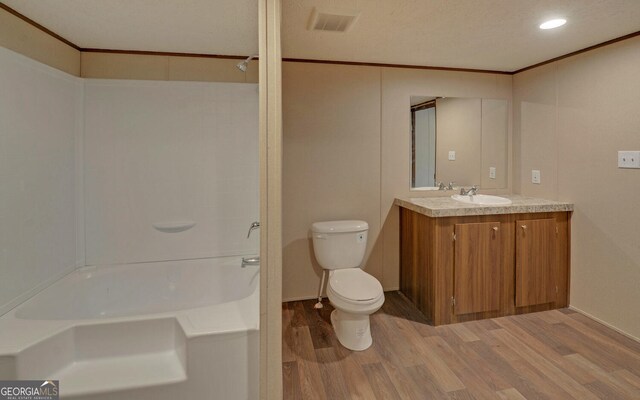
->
xmin=540 ymin=18 xmax=567 ymax=30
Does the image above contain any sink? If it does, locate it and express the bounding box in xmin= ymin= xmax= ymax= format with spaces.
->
xmin=451 ymin=194 xmax=512 ymax=206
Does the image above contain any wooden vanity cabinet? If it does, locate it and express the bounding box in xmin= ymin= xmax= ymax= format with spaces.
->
xmin=400 ymin=209 xmax=570 ymax=325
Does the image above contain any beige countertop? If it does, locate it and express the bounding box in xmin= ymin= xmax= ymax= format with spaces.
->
xmin=394 ymin=195 xmax=574 ymax=218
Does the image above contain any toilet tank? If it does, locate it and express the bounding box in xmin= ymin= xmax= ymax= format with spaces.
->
xmin=311 ymin=220 xmax=368 ymax=270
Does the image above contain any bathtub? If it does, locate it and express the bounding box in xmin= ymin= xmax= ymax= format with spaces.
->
xmin=0 ymin=256 xmax=259 ymax=400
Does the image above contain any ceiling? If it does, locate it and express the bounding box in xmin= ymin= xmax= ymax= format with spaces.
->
xmin=283 ymin=0 xmax=640 ymax=72
xmin=3 ymin=0 xmax=640 ymax=72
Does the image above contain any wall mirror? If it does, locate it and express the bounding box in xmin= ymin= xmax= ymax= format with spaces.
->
xmin=410 ymin=96 xmax=508 ymax=190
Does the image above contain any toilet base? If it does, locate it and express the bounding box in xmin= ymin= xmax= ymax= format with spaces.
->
xmin=330 ymin=310 xmax=372 ymax=351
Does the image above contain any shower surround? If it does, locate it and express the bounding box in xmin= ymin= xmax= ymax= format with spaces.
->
xmin=0 ymin=47 xmax=259 ymax=399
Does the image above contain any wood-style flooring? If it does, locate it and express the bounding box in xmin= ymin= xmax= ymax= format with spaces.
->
xmin=282 ymin=291 xmax=640 ymax=400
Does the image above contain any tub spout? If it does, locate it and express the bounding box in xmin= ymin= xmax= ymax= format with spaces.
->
xmin=241 ymin=256 xmax=260 ymax=267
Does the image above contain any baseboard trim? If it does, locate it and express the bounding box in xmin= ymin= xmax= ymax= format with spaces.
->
xmin=569 ymin=305 xmax=640 ymax=343
xmin=282 ymin=295 xmax=322 ymax=303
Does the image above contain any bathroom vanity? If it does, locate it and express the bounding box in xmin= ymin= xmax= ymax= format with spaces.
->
xmin=395 ymin=195 xmax=573 ymax=326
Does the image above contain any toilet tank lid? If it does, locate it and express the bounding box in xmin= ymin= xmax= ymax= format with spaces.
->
xmin=311 ymin=220 xmax=369 ymax=233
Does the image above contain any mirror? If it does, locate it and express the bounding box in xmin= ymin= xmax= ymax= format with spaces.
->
xmin=410 ymin=96 xmax=508 ymax=190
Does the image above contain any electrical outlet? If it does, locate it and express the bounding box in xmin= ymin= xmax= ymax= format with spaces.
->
xmin=618 ymin=151 xmax=640 ymax=168
xmin=532 ymin=170 xmax=541 ymax=184
xmin=448 ymin=151 xmax=456 ymax=161
xmin=489 ymin=167 xmax=496 ymax=179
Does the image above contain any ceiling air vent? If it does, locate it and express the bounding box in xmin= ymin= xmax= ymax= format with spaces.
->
xmin=308 ymin=7 xmax=360 ymax=33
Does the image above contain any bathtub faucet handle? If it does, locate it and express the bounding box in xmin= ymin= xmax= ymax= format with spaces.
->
xmin=247 ymin=221 xmax=260 ymax=238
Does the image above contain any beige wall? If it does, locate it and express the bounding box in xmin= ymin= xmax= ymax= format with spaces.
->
xmin=513 ymin=36 xmax=640 ymax=339
xmin=481 ymin=99 xmax=509 ymax=189
xmin=0 ymin=7 xmax=80 ymax=75
xmin=81 ymin=52 xmax=258 ymax=83
xmin=282 ymin=63 xmax=382 ymax=300
xmin=283 ymin=62 xmax=512 ymax=300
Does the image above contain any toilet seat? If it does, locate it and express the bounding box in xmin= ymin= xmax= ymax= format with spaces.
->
xmin=328 ymin=269 xmax=383 ymax=305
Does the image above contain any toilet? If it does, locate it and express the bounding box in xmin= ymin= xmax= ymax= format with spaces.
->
xmin=311 ymin=220 xmax=385 ymax=351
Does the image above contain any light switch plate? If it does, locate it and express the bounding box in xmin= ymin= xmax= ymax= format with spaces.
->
xmin=489 ymin=167 xmax=496 ymax=179
xmin=618 ymin=151 xmax=640 ymax=168
xmin=532 ymin=170 xmax=541 ymax=184
xmin=448 ymin=151 xmax=456 ymax=161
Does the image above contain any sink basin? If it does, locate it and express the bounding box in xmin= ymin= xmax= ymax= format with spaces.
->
xmin=451 ymin=194 xmax=512 ymax=206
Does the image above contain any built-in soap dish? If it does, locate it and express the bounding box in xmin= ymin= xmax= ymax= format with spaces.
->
xmin=153 ymin=221 xmax=196 ymax=233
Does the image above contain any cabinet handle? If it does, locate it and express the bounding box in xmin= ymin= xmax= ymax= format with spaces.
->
xmin=521 ymin=225 xmax=527 ymax=230
xmin=493 ymin=227 xmax=498 ymax=231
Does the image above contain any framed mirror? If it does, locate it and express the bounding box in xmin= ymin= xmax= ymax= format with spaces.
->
xmin=410 ymin=96 xmax=508 ymax=190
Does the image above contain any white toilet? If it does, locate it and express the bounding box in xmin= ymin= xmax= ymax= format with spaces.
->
xmin=311 ymin=220 xmax=385 ymax=351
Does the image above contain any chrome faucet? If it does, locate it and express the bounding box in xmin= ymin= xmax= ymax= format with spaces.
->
xmin=246 ymin=221 xmax=260 ymax=238
xmin=242 ymin=222 xmax=260 ymax=267
xmin=435 ymin=181 xmax=455 ymax=191
xmin=460 ymin=185 xmax=479 ymax=196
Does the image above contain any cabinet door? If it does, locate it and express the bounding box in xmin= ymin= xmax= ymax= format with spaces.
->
xmin=453 ymin=222 xmax=501 ymax=315
xmin=515 ymin=218 xmax=557 ymax=307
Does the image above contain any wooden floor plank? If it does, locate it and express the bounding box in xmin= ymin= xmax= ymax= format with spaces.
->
xmin=315 ymin=347 xmax=351 ymax=400
xmin=466 ymin=339 xmax=551 ymax=400
xmin=399 ymin=324 xmax=466 ymax=392
xmin=289 ymin=301 xmax=309 ymax=327
xmin=331 ymin=347 xmax=378 ymax=400
xmin=404 ymin=363 xmax=449 ymax=398
xmin=282 ymin=292 xmax=640 ymax=400
xmin=496 ymin=388 xmax=528 ymax=400
xmin=556 ymin=312 xmax=640 ymax=370
xmin=302 ymin=300 xmax=335 ymax=350
xmin=494 ymin=316 xmax=596 ymax=384
xmin=425 ymin=335 xmax=505 ymax=398
xmin=447 ymin=389 xmax=475 ymax=400
xmin=282 ymin=361 xmax=303 ymax=400
xmin=490 ymin=328 xmax=600 ymax=400
xmin=437 ymin=331 xmax=513 ymax=393
xmin=612 ymin=369 xmax=640 ymax=390
xmin=568 ymin=312 xmax=640 ymax=353
xmin=512 ymin=313 xmax=576 ymax=356
xmin=289 ymin=326 xmax=328 ymax=400
xmin=533 ymin=309 xmax=564 ymax=324
xmin=379 ymin=359 xmax=427 ymax=400
xmin=549 ymin=322 xmax=637 ymax=373
xmin=282 ymin=303 xmax=299 ymax=363
xmin=564 ymin=353 xmax=640 ymax=399
xmin=374 ymin=307 xmax=429 ymax=368
xmin=361 ymin=362 xmax=403 ymax=400
xmin=448 ymin=323 xmax=481 ymax=342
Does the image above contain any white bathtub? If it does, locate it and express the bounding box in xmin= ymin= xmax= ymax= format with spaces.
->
xmin=0 ymin=256 xmax=259 ymax=399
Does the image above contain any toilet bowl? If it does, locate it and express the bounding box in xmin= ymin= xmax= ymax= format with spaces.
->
xmin=311 ymin=220 xmax=385 ymax=351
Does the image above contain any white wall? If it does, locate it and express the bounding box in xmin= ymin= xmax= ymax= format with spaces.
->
xmin=84 ymin=80 xmax=259 ymax=265
xmin=0 ymin=47 xmax=83 ymax=314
